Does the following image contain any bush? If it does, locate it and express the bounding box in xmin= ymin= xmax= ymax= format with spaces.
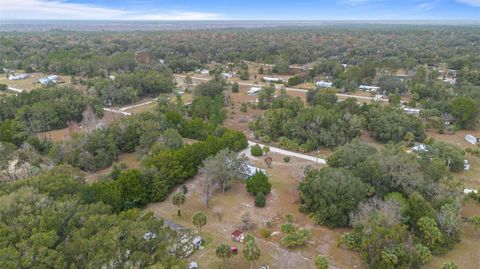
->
xmin=251 ymin=144 xmax=263 ymax=156
xmin=283 ymin=156 xmax=291 ymax=163
xmin=232 ymin=82 xmax=239 ymax=93
xmin=280 ymin=222 xmax=295 ymax=234
xmin=240 ymin=103 xmax=248 ymax=112
xmin=246 ymin=171 xmax=271 ymax=195
xmin=288 ymin=76 xmax=303 ymax=87
xmin=313 ymin=255 xmax=329 ymax=269
xmin=261 ymin=228 xmax=271 ymax=238
xmin=181 ymin=184 xmax=188 ymax=194
xmin=254 ymin=192 xmax=266 ymax=207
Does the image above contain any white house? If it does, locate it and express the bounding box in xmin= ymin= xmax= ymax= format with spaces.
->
xmin=359 ymin=85 xmax=380 ymax=92
xmin=316 ymin=80 xmax=333 ymax=88
xmin=245 ymin=164 xmax=266 ymax=177
xmin=403 ymin=107 xmax=421 ymax=115
xmin=222 ymin=72 xmax=233 ymax=78
xmin=248 ymin=87 xmax=262 ymax=95
xmin=412 ymin=143 xmax=429 ymax=153
xmin=263 ymin=77 xmax=284 ymax=83
xmin=8 ymin=74 xmax=31 ymax=80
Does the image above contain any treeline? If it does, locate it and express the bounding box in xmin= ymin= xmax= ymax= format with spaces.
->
xmin=0 ymin=165 xmax=185 ymax=269
xmin=87 ymin=69 xmax=176 ymax=106
xmin=249 ymin=93 xmax=363 ymax=151
xmin=190 ymin=77 xmax=228 ymax=125
xmin=2 ymin=26 xmax=479 ymax=73
xmin=83 ymin=127 xmax=247 ymax=212
xmin=0 ymin=87 xmax=102 ymax=142
xmin=45 ymin=99 xmax=247 ymax=210
xmin=299 ymin=139 xmax=463 ymax=268
xmin=249 ymin=92 xmax=427 ymax=151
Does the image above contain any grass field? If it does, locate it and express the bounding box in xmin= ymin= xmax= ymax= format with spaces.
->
xmin=0 ymin=72 xmax=72 ymax=92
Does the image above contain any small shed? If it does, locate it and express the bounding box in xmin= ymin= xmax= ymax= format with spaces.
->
xmin=231 ymin=230 xmax=245 ymax=243
xmin=231 ymin=246 xmax=238 ymax=254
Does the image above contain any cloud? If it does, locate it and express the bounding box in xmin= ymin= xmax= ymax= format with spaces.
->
xmin=456 ymin=0 xmax=480 ymax=7
xmin=0 ymin=0 xmax=223 ymax=20
xmin=417 ymin=2 xmax=434 ymax=10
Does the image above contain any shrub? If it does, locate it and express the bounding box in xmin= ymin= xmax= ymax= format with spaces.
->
xmin=313 ymin=255 xmax=329 ymax=269
xmin=254 ymin=192 xmax=266 ymax=207
xmin=280 ymin=222 xmax=295 ymax=234
xmin=261 ymin=228 xmax=271 ymax=238
xmin=232 ymin=82 xmax=240 ymax=93
xmin=283 ymin=156 xmax=291 ymax=163
xmin=181 ymin=184 xmax=188 ymax=194
xmin=251 ymin=144 xmax=263 ymax=156
xmin=246 ymin=171 xmax=271 ymax=195
xmin=240 ymin=103 xmax=248 ymax=112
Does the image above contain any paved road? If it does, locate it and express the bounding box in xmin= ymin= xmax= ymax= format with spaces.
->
xmin=248 ymin=141 xmax=326 ymax=164
xmin=174 ymin=74 xmax=388 ymax=102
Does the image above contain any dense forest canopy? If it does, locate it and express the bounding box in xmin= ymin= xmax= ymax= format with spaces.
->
xmin=1 ymin=26 xmax=479 ymax=75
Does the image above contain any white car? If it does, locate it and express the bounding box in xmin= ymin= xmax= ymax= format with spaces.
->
xmin=464 ymin=160 xmax=470 ymax=171
xmin=189 ymin=262 xmax=198 ymax=269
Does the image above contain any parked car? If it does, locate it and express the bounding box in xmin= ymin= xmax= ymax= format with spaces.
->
xmin=188 ymin=261 xmax=198 ymax=269
xmin=464 ymin=160 xmax=470 ymax=171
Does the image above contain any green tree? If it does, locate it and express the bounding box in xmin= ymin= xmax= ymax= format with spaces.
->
xmin=172 ymin=191 xmax=186 ymax=217
xmin=216 ymin=243 xmax=232 ymax=268
xmin=417 ymin=217 xmax=442 ymax=251
xmin=281 ymin=228 xmax=311 ymax=248
xmin=243 ymin=236 xmax=261 ymax=269
xmin=232 ymin=82 xmax=239 ymax=93
xmin=250 ymin=144 xmax=263 ymax=157
xmin=313 ymin=255 xmax=329 ymax=269
xmin=201 ymin=148 xmax=248 ymax=192
xmin=327 ymin=139 xmax=377 ymax=169
xmin=254 ymin=192 xmax=266 ymax=207
xmin=299 ymin=167 xmax=370 ymax=227
xmin=192 ymin=211 xmax=207 ymax=232
xmin=450 ymin=96 xmax=478 ymax=129
xmin=246 ymin=171 xmax=271 ymax=195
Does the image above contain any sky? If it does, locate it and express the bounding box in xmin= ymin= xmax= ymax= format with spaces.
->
xmin=0 ymin=0 xmax=479 ymax=20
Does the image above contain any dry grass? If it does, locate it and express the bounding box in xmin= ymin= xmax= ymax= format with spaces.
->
xmin=425 ymin=200 xmax=480 ymax=269
xmin=145 ymin=152 xmax=365 ymax=269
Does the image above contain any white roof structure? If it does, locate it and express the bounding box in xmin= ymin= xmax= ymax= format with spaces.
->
xmin=248 ymin=87 xmax=262 ymax=95
xmin=316 ymin=80 xmax=333 ymax=88
xmin=403 ymin=107 xmax=421 ymax=115
xmin=8 ymin=74 xmax=31 ymax=80
xmin=359 ymin=85 xmax=380 ymax=92
xmin=464 ymin=188 xmax=478 ymax=194
xmin=222 ymin=73 xmax=233 ymax=78
xmin=263 ymin=77 xmax=284 ymax=83
xmin=465 ymin=135 xmax=478 ymax=145
xmin=412 ymin=143 xmax=429 ymax=152
xmin=245 ymin=164 xmax=266 ymax=177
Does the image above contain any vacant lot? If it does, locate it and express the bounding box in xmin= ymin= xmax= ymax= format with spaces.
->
xmin=145 ymin=151 xmax=364 ymax=269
